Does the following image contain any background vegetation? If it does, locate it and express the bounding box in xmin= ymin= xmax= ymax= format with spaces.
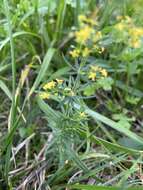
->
xmin=1 ymin=0 xmax=143 ymax=189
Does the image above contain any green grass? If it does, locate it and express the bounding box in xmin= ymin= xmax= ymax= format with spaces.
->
xmin=1 ymin=0 xmax=143 ymax=189
xmin=3 ymin=0 xmax=17 ymax=182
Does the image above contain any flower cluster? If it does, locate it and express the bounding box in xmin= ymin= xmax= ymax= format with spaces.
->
xmin=69 ymin=14 xmax=104 ymax=59
xmin=78 ymin=14 xmax=97 ymax=26
xmin=39 ymin=79 xmax=75 ymax=100
xmin=75 ymin=25 xmax=94 ymax=44
xmin=69 ymin=47 xmax=91 ymax=58
xmin=72 ymin=111 xmax=88 ymax=122
xmin=128 ymin=27 xmax=143 ymax=48
xmin=79 ymin=64 xmax=113 ymax=96
xmin=88 ymin=65 xmax=108 ymax=81
xmin=67 ymin=14 xmax=113 ymax=96
xmin=113 ymin=16 xmax=143 ymax=48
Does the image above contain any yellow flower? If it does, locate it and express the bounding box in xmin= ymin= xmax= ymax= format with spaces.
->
xmin=100 ymin=69 xmax=108 ymax=77
xmin=78 ymin=15 xmax=87 ymax=22
xmin=75 ymin=26 xmax=93 ymax=44
xmin=114 ymin=23 xmax=125 ymax=31
xmin=78 ymin=14 xmax=96 ymax=26
xmin=88 ymin=71 xmax=96 ymax=81
xmin=79 ymin=112 xmax=87 ymax=118
xmin=129 ymin=27 xmax=143 ymax=37
xmin=56 ymin=79 xmax=64 ymax=84
xmin=82 ymin=47 xmax=91 ymax=57
xmin=116 ymin=16 xmax=132 ymax=23
xmin=129 ymin=39 xmax=141 ymax=48
xmin=43 ymin=81 xmax=56 ymax=90
xmin=64 ymin=87 xmax=75 ymax=96
xmin=39 ymin=92 xmax=50 ymax=99
xmin=69 ymin=49 xmax=80 ymax=58
xmin=70 ymin=90 xmax=75 ymax=96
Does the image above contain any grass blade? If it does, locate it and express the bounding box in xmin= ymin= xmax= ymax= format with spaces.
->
xmin=0 ymin=80 xmax=12 ymax=100
xmin=3 ymin=0 xmax=17 ymax=182
xmin=74 ymin=104 xmax=143 ymax=145
xmin=29 ymin=48 xmax=55 ymax=97
xmin=68 ymin=184 xmax=143 ymax=190
xmin=0 ymin=31 xmax=40 ymax=51
xmin=54 ymin=0 xmax=66 ymax=42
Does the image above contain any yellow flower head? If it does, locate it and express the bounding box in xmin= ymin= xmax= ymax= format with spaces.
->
xmin=78 ymin=15 xmax=87 ymax=23
xmin=79 ymin=112 xmax=87 ymax=118
xmin=75 ymin=26 xmax=93 ymax=44
xmin=56 ymin=79 xmax=64 ymax=84
xmin=114 ymin=22 xmax=125 ymax=31
xmin=129 ymin=39 xmax=141 ymax=48
xmin=43 ymin=81 xmax=56 ymax=90
xmin=129 ymin=27 xmax=143 ymax=38
xmin=69 ymin=49 xmax=80 ymax=58
xmin=78 ymin=14 xmax=96 ymax=26
xmin=64 ymin=87 xmax=75 ymax=96
xmin=82 ymin=47 xmax=91 ymax=57
xmin=116 ymin=16 xmax=132 ymax=23
xmin=39 ymin=92 xmax=50 ymax=99
xmin=70 ymin=90 xmax=75 ymax=96
xmin=100 ymin=69 xmax=108 ymax=77
xmin=88 ymin=71 xmax=96 ymax=81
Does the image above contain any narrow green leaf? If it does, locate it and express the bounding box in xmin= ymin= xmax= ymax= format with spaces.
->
xmin=29 ymin=48 xmax=55 ymax=97
xmin=54 ymin=0 xmax=66 ymax=41
xmin=0 ymin=64 xmax=11 ymax=73
xmin=37 ymin=96 xmax=60 ymax=119
xmin=0 ymin=80 xmax=12 ymax=100
xmin=80 ymin=130 xmax=141 ymax=155
xmin=74 ymin=104 xmax=143 ymax=145
xmin=3 ymin=0 xmax=17 ymax=182
xmin=49 ymin=66 xmax=70 ymax=80
xmin=65 ymin=143 xmax=89 ymax=173
xmin=118 ymin=156 xmax=141 ymax=186
xmin=0 ymin=31 xmax=40 ymax=51
xmin=68 ymin=184 xmax=143 ymax=190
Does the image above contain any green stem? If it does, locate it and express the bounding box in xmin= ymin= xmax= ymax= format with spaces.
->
xmin=126 ymin=61 xmax=130 ymax=97
xmin=54 ymin=0 xmax=66 ymax=44
xmin=75 ymin=0 xmax=80 ymax=27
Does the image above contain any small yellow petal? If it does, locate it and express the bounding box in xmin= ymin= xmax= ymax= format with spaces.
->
xmin=88 ymin=71 xmax=96 ymax=81
xmin=100 ymin=69 xmax=108 ymax=77
xmin=75 ymin=26 xmax=93 ymax=44
xmin=114 ymin=23 xmax=125 ymax=31
xmin=69 ymin=49 xmax=80 ymax=58
xmin=43 ymin=81 xmax=56 ymax=90
xmin=79 ymin=112 xmax=87 ymax=118
xmin=82 ymin=47 xmax=91 ymax=57
xmin=78 ymin=15 xmax=87 ymax=22
xmin=56 ymin=79 xmax=64 ymax=84
xmin=39 ymin=92 xmax=50 ymax=99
